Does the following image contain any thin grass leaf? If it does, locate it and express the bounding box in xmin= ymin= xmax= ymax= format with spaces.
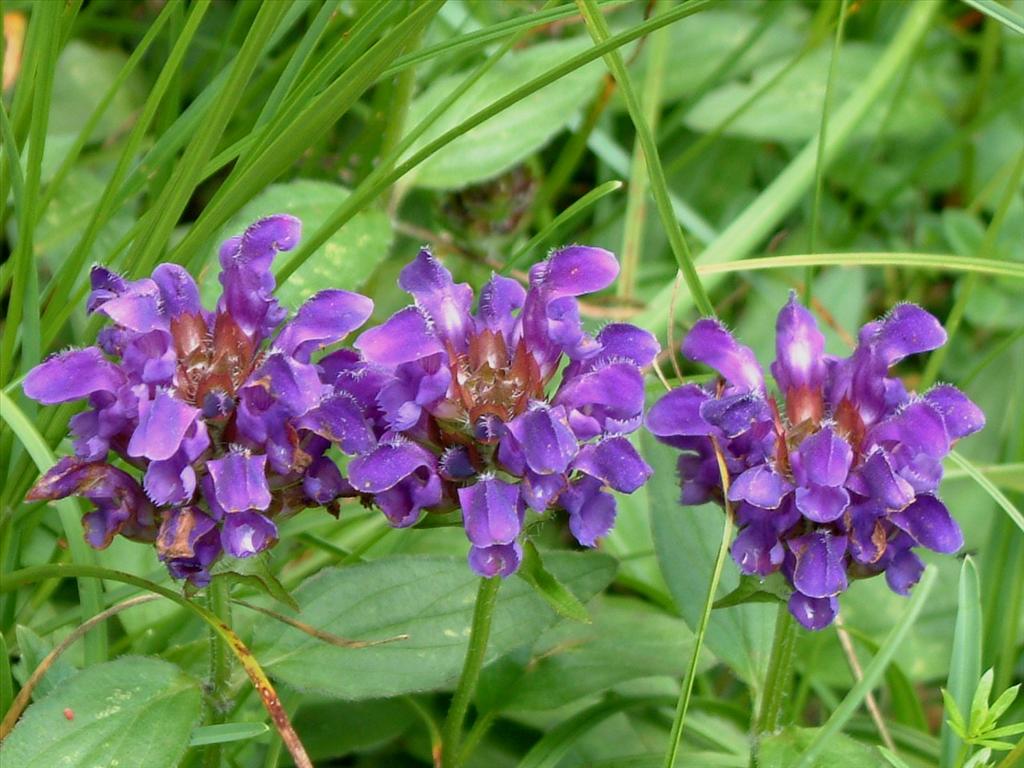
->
xmin=277 ymin=0 xmax=715 ymax=282
xmin=805 ymin=0 xmax=849 ymax=302
xmin=189 ymin=722 xmax=270 ymax=747
xmin=172 ymin=1 xmax=444 ymax=273
xmin=577 ymin=0 xmax=713 ymax=316
xmin=125 ymin=0 xmax=291 ymax=278
xmin=39 ymin=0 xmax=213 ymax=342
xmin=0 ymin=390 xmax=106 ymax=664
xmin=792 ymin=567 xmax=938 ymax=768
xmin=941 ymin=558 xmax=983 ymax=767
xmin=635 ymin=0 xmax=942 ymax=337
xmin=963 ymin=0 xmax=1024 ymax=35
xmin=686 ymin=252 xmax=1024 ymax=281
xmin=948 ymin=451 xmax=1024 ymax=536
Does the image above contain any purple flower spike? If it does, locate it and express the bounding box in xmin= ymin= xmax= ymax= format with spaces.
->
xmin=651 ymin=295 xmax=983 ymax=630
xmin=332 ymin=244 xmax=654 ymax=575
xmin=459 ymin=477 xmax=523 ymax=547
xmin=23 ymin=214 xmax=372 ymax=583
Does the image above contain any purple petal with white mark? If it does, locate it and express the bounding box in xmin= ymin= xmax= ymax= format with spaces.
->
xmin=348 ymin=439 xmax=435 ymax=494
xmin=795 ymin=483 xmax=850 ymax=523
xmin=506 ymin=404 xmax=578 ymax=475
xmin=876 ymin=303 xmax=946 ymax=365
xmin=468 ymin=542 xmax=522 ymax=578
xmin=399 ymin=249 xmax=473 ymax=349
xmin=793 ymin=427 xmax=852 ymax=487
xmin=727 ymin=465 xmax=793 ymax=509
xmin=788 ymin=592 xmax=838 ymax=631
xmin=458 ymin=477 xmax=523 ymax=547
xmin=222 ymin=511 xmax=278 ymax=558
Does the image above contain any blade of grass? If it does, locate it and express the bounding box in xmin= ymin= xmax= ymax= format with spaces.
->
xmin=805 ymin=0 xmax=850 ymax=303
xmin=172 ymin=0 xmax=445 ymax=273
xmin=124 ymin=0 xmax=292 ymax=279
xmin=948 ymin=451 xmax=1024 ymax=536
xmin=690 ymin=252 xmax=1024 ymax=280
xmin=662 ymin=438 xmax=735 ymax=768
xmin=0 ymin=390 xmax=106 ymax=664
xmin=940 ymin=557 xmax=982 ymax=768
xmin=1 ymin=1 xmax=60 ymax=384
xmin=277 ymin=0 xmax=715 ymax=283
xmin=0 ymin=564 xmax=312 ymax=768
xmin=792 ymin=567 xmax=938 ymax=768
xmin=962 ymin=0 xmax=1024 ymax=35
xmin=577 ymin=0 xmax=713 ymax=316
xmin=617 ymin=0 xmax=670 ymax=300
xmin=38 ymin=0 xmax=213 ymax=338
xmin=635 ymin=0 xmax=942 ymax=337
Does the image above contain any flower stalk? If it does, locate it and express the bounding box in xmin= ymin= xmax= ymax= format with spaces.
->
xmin=441 ymin=576 xmax=501 ymax=768
xmin=756 ymin=601 xmax=798 ymax=736
xmin=203 ymin=575 xmax=233 ymax=768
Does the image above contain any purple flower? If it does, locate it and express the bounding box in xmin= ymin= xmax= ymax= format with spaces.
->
xmin=649 ymin=293 xmax=984 ymax=630
xmin=344 ymin=247 xmax=657 ymax=577
xmin=24 ymin=216 xmax=373 ymax=585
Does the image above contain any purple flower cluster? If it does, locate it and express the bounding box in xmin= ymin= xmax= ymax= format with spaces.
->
xmin=24 ymin=216 xmax=373 ymax=585
xmin=342 ymin=247 xmax=657 ymax=577
xmin=648 ymin=294 xmax=984 ymax=630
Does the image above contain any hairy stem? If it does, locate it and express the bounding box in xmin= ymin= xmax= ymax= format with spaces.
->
xmin=203 ymin=576 xmax=233 ymax=768
xmin=441 ymin=577 xmax=501 ymax=768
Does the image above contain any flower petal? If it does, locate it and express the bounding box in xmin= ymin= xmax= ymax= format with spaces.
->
xmin=506 ymin=404 xmax=578 ymax=476
xmin=732 ymin=523 xmax=784 ymax=576
xmin=771 ymin=292 xmax=826 ymax=399
xmin=593 ymin=323 xmax=660 ymax=368
xmin=788 ymin=592 xmax=838 ymax=630
xmin=529 ymin=245 xmax=618 ymax=296
xmin=868 ymin=400 xmax=949 ymax=458
xmin=572 ymin=436 xmax=652 ymax=494
xmin=348 ymin=439 xmax=434 ymax=494
xmin=699 ymin=392 xmax=771 ymax=438
xmin=850 ymin=449 xmax=915 ymax=511
xmin=354 ymin=306 xmax=444 ymax=366
xmin=152 ymin=263 xmax=202 ymax=318
xmin=884 ymin=548 xmax=924 ymax=596
xmin=468 ymin=542 xmax=522 ymax=578
xmin=296 ymin=393 xmax=375 ymax=455
xmin=727 ymin=465 xmax=793 ymax=509
xmin=273 ymin=289 xmax=374 ymax=362
xmin=23 ymin=348 xmax=125 ymax=405
xmin=924 ymin=385 xmax=985 ymax=440
xmin=793 ymin=426 xmax=852 ymax=487
xmin=128 ymin=390 xmax=201 ymax=461
xmin=794 ymin=483 xmax=850 ymax=523
xmin=682 ymin=318 xmax=764 ymax=392
xmin=790 ymin=530 xmax=848 ymax=598
xmin=875 ymin=303 xmax=946 ymax=366
xmin=222 ymin=511 xmax=278 ymax=558
xmin=398 ymin=248 xmax=474 ymax=348
xmin=458 ymin=476 xmax=523 ymax=547
xmin=890 ymin=494 xmax=963 ymax=553
xmin=207 ymin=452 xmax=272 ymax=512
xmin=647 ymin=385 xmax=714 ymax=438
xmin=562 ymin=477 xmax=617 ymax=547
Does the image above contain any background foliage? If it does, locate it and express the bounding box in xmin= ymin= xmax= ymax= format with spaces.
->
xmin=1 ymin=1 xmax=1022 ymax=766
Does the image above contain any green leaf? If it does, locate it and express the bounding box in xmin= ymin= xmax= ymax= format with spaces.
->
xmin=46 ymin=41 xmax=144 ymax=142
xmin=494 ymin=595 xmax=701 ymax=712
xmin=290 ymin=697 xmax=417 ymax=762
xmin=254 ymin=552 xmax=615 ymax=700
xmin=516 ymin=541 xmax=592 ymax=624
xmin=878 ymin=747 xmax=914 ymax=768
xmin=203 ymin=179 xmax=393 ymax=310
xmin=971 ymin=669 xmax=997 ymax=736
xmin=760 ymin=727 xmax=888 ymax=768
xmin=713 ymin=572 xmax=789 ymax=610
xmin=644 ymin=430 xmax=775 ymax=687
xmin=402 ymin=38 xmax=603 ymax=189
xmin=189 ymin=721 xmax=269 ymax=746
xmin=210 ymin=553 xmax=299 ymax=612
xmin=941 ymin=557 xmax=983 ymax=767
xmin=942 ymin=689 xmax=969 ymax=738
xmin=987 ymin=684 xmax=1021 ymax=726
xmin=2 ymin=657 xmax=201 ymax=768
xmin=685 ymin=42 xmax=948 ymax=144
xmin=11 ymin=625 xmax=77 ymax=701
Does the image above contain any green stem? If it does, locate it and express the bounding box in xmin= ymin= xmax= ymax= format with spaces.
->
xmin=441 ymin=576 xmax=501 ymax=768
xmin=756 ymin=602 xmax=799 ymax=736
xmin=662 ymin=441 xmax=735 ymax=768
xmin=203 ymin=576 xmax=233 ymax=768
